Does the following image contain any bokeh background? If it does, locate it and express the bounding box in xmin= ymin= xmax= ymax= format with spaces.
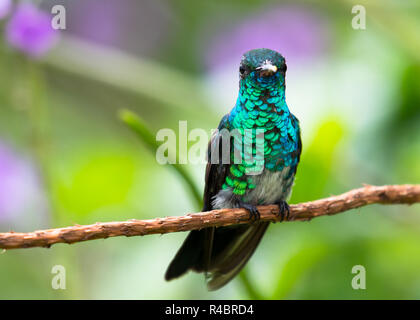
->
xmin=0 ymin=0 xmax=419 ymax=299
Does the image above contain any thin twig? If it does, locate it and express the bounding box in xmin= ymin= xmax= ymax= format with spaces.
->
xmin=0 ymin=184 xmax=419 ymax=250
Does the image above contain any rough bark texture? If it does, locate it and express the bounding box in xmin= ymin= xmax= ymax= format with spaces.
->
xmin=0 ymin=184 xmax=419 ymax=250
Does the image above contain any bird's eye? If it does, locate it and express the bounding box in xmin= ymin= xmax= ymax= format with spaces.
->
xmin=281 ymin=64 xmax=287 ymax=73
xmin=239 ymin=65 xmax=250 ymax=79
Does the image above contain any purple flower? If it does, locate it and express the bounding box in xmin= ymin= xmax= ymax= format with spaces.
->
xmin=5 ymin=3 xmax=58 ymax=58
xmin=0 ymin=142 xmax=47 ymax=227
xmin=205 ymin=5 xmax=330 ymax=69
xmin=0 ymin=0 xmax=12 ymax=20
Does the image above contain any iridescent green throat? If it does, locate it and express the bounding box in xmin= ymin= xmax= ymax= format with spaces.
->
xmin=223 ymin=76 xmax=297 ymax=196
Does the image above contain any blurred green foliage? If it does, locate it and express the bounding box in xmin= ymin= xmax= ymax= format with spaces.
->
xmin=55 ymin=152 xmax=136 ymax=217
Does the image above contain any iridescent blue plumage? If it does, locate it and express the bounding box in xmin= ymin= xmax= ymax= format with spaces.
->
xmin=165 ymin=48 xmax=302 ymax=290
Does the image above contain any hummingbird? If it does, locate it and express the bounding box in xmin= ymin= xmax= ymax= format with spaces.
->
xmin=165 ymin=48 xmax=302 ymax=290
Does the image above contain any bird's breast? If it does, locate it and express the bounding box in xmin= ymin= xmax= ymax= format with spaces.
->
xmin=212 ymin=166 xmax=295 ymax=209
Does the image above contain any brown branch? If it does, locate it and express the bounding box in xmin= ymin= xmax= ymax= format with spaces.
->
xmin=0 ymin=184 xmax=419 ymax=250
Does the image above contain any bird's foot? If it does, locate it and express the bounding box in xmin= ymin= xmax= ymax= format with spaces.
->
xmin=234 ymin=200 xmax=260 ymax=222
xmin=275 ymin=200 xmax=290 ymax=222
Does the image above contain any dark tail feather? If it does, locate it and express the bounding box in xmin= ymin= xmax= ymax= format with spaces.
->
xmin=207 ymin=222 xmax=269 ymax=290
xmin=165 ymin=229 xmax=210 ymax=281
xmin=165 ymin=222 xmax=269 ymax=290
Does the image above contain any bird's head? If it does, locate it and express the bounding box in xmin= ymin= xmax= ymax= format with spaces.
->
xmin=239 ymin=48 xmax=286 ymax=89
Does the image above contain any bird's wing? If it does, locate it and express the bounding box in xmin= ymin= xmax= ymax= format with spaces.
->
xmin=202 ymin=114 xmax=231 ymax=211
xmin=197 ymin=114 xmax=231 ymax=273
xmin=290 ymin=113 xmax=302 ymax=176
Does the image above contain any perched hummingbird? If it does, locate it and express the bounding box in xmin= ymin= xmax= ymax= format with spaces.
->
xmin=165 ymin=48 xmax=302 ymax=290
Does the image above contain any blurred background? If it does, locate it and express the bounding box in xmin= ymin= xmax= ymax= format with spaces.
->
xmin=0 ymin=0 xmax=419 ymax=299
